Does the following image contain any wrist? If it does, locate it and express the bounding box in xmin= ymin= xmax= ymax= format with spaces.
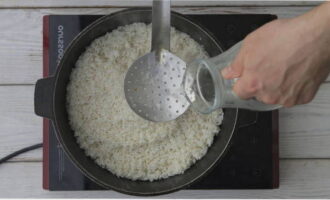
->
xmin=313 ymin=2 xmax=330 ymax=66
xmin=307 ymin=2 xmax=330 ymax=39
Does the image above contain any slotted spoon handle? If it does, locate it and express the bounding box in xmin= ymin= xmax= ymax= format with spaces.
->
xmin=151 ymin=0 xmax=170 ymax=53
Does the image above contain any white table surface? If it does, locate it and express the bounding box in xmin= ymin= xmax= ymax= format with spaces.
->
xmin=1 ymin=1 xmax=330 ymax=198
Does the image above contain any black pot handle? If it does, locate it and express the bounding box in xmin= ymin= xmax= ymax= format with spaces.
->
xmin=34 ymin=77 xmax=55 ymax=119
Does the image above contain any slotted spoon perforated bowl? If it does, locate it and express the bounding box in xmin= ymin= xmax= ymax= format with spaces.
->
xmin=124 ymin=0 xmax=190 ymax=122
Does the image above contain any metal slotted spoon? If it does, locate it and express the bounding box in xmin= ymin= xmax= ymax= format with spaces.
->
xmin=124 ymin=0 xmax=190 ymax=122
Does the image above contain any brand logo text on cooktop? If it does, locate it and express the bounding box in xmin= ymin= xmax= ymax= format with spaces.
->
xmin=57 ymin=25 xmax=64 ymax=65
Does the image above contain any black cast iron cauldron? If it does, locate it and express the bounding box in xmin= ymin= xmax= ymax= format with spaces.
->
xmin=34 ymin=9 xmax=238 ymax=196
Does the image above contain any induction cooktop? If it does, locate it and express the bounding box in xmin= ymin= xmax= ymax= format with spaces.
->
xmin=42 ymin=14 xmax=279 ymax=190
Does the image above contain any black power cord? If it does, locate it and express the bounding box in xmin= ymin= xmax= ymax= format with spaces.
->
xmin=0 ymin=143 xmax=43 ymax=164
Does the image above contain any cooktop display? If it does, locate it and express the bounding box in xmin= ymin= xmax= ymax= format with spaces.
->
xmin=42 ymin=14 xmax=279 ymax=190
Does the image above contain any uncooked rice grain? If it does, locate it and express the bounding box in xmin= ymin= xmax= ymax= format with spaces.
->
xmin=67 ymin=23 xmax=223 ymax=181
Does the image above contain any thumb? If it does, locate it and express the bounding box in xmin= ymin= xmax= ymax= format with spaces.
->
xmin=221 ymin=56 xmax=244 ymax=80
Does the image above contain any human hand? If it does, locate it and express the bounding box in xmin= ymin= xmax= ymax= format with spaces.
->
xmin=221 ymin=3 xmax=330 ymax=107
